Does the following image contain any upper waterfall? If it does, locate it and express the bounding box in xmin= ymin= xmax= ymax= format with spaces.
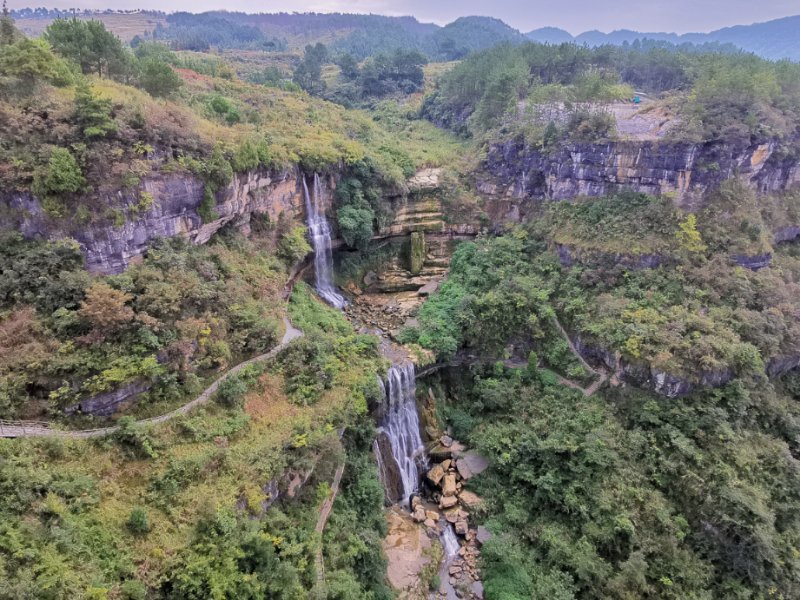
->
xmin=303 ymin=173 xmax=346 ymax=309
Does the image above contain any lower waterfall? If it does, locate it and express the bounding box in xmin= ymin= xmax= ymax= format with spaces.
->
xmin=372 ymin=362 xmax=427 ymax=505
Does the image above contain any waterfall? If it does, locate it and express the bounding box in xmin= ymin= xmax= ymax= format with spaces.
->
xmin=374 ymin=362 xmax=427 ymax=504
xmin=303 ymin=173 xmax=346 ymax=308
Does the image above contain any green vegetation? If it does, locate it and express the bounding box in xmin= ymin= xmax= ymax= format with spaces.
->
xmin=406 ymin=186 xmax=800 ymax=385
xmin=422 ymin=41 xmax=800 ymax=143
xmin=419 ymin=181 xmax=800 ymax=599
xmin=0 ymin=14 xmax=462 ymax=232
xmin=148 ymin=12 xmax=286 ymax=52
xmin=432 ymin=363 xmax=800 ymax=599
xmin=0 ymin=253 xmax=388 ymax=599
xmin=0 ymin=232 xmax=286 ymax=420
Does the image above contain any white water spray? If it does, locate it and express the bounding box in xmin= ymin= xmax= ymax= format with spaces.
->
xmin=303 ymin=173 xmax=346 ymax=308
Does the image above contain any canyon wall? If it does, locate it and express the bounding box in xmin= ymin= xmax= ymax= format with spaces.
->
xmin=0 ymin=165 xmax=474 ymax=275
xmin=1 ymin=168 xmax=312 ymax=274
xmin=478 ymin=139 xmax=800 ymax=222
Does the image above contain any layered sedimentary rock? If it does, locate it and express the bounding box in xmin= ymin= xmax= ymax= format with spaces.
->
xmin=2 ymin=168 xmax=310 ymax=274
xmin=478 ymin=139 xmax=800 ymax=220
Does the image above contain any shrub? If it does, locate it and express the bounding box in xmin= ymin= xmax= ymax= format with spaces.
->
xmin=120 ymin=580 xmax=147 ymax=600
xmin=74 ymin=82 xmax=116 ymax=139
xmin=198 ymin=186 xmax=219 ymax=223
xmin=33 ymin=148 xmax=85 ymax=198
xmin=277 ymin=225 xmax=312 ymax=266
xmin=215 ymin=373 xmax=249 ymax=408
xmin=112 ymin=416 xmax=158 ymax=459
xmin=127 ymin=507 xmax=150 ymax=535
xmin=139 ymin=57 xmax=182 ymax=97
xmin=337 ymin=205 xmax=375 ymax=250
xmin=230 ymin=139 xmax=261 ymax=172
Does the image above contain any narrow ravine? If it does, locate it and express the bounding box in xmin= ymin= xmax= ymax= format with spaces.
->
xmin=298 ymin=178 xmax=483 ymax=598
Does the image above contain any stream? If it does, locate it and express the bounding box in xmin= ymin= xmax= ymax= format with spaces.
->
xmin=304 ymin=172 xmax=476 ymax=598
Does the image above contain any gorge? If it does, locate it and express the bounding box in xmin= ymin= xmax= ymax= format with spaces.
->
xmin=2 ymin=10 xmax=800 ymax=599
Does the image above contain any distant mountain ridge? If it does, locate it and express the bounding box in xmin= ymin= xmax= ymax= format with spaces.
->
xmin=527 ymin=15 xmax=800 ymax=60
xmin=10 ymin=7 xmax=800 ymax=61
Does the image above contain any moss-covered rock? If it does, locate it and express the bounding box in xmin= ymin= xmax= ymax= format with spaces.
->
xmin=410 ymin=230 xmax=425 ymax=275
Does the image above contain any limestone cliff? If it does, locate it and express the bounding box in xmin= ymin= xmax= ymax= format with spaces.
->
xmin=478 ymin=139 xmax=800 ymax=220
xmin=2 ymin=168 xmax=310 ymax=274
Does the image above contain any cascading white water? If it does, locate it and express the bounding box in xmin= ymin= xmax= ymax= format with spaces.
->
xmin=303 ymin=173 xmax=346 ymax=308
xmin=441 ymin=524 xmax=460 ymax=559
xmin=375 ymin=362 xmax=427 ymax=503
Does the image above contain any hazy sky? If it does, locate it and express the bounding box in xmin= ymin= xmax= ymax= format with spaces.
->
xmin=7 ymin=0 xmax=800 ymax=34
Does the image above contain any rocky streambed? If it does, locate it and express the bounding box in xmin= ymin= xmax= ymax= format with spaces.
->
xmin=381 ymin=433 xmax=490 ymax=600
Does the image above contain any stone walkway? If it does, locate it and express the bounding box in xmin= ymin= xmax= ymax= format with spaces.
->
xmin=0 ymin=317 xmax=303 ymax=439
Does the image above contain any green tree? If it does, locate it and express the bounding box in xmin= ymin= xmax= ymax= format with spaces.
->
xmin=44 ymin=18 xmax=127 ymax=78
xmin=138 ymin=56 xmax=182 ymax=97
xmin=0 ymin=0 xmax=18 ymax=46
xmin=127 ymin=507 xmax=150 ymax=536
xmin=335 ymin=52 xmax=359 ymax=80
xmin=33 ymin=148 xmax=85 ymax=198
xmin=293 ymin=42 xmax=328 ymax=94
xmin=74 ymin=82 xmax=116 ymax=139
xmin=676 ymin=213 xmax=707 ymax=254
xmin=0 ymin=38 xmax=56 ymax=93
xmin=277 ymin=225 xmax=312 ymax=266
xmin=337 ymin=205 xmax=374 ymax=250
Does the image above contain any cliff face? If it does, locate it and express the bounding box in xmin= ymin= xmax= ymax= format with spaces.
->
xmin=1 ymin=165 xmax=474 ymax=275
xmin=478 ymin=139 xmax=800 ymax=219
xmin=2 ymin=168 xmax=309 ymax=274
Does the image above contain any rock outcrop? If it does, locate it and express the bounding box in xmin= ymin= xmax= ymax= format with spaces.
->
xmin=478 ymin=139 xmax=800 ymax=221
xmin=65 ymin=380 xmax=151 ymax=416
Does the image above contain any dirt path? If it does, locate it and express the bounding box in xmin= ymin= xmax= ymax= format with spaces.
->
xmin=549 ymin=315 xmax=600 ymax=376
xmin=314 ymin=460 xmax=346 ymax=584
xmin=0 ymin=317 xmax=303 ymax=439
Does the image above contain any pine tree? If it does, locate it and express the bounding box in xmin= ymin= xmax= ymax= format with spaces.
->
xmin=73 ymin=82 xmax=116 ymax=139
xmin=1 ymin=1 xmax=17 ymax=46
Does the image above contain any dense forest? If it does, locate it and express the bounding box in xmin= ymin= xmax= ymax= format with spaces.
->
xmin=403 ymin=197 xmax=800 ymax=598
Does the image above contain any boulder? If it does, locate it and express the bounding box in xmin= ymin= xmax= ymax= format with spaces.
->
xmin=458 ymin=490 xmax=484 ymax=508
xmin=423 ymin=518 xmax=437 ymax=529
xmin=439 ymin=495 xmax=458 ymax=509
xmin=363 ymin=271 xmax=377 ymax=286
xmin=427 ymin=463 xmax=446 ymax=486
xmin=441 ymin=459 xmax=451 ymax=471
xmin=455 ymin=519 xmax=469 ymax=536
xmin=476 ymin=526 xmax=492 ymax=545
xmin=456 ymin=452 xmax=489 ymax=480
xmin=425 ymin=510 xmax=440 ymax=522
xmin=442 ymin=473 xmax=458 ymax=497
xmin=412 ymin=506 xmax=426 ymax=523
xmin=440 ymin=435 xmax=454 ymax=448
